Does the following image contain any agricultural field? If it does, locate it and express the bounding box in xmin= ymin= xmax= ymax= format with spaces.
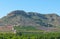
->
xmin=0 ymin=32 xmax=60 ymax=39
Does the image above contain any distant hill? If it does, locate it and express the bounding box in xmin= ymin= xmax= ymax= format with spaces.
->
xmin=0 ymin=10 xmax=60 ymax=31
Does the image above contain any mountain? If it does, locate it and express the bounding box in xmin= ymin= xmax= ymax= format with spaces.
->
xmin=0 ymin=10 xmax=60 ymax=31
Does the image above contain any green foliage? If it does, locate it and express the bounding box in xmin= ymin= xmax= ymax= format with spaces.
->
xmin=0 ymin=32 xmax=60 ymax=39
xmin=14 ymin=26 xmax=37 ymax=31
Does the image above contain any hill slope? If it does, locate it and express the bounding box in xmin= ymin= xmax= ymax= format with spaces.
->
xmin=0 ymin=10 xmax=60 ymax=31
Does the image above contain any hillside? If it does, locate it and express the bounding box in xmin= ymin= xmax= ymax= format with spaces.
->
xmin=0 ymin=10 xmax=60 ymax=31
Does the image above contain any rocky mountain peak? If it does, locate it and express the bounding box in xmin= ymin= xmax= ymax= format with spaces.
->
xmin=7 ymin=10 xmax=26 ymax=16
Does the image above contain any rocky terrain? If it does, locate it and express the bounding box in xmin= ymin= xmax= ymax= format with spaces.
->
xmin=0 ymin=10 xmax=60 ymax=31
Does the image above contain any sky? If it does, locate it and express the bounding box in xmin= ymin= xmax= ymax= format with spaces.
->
xmin=0 ymin=0 xmax=60 ymax=18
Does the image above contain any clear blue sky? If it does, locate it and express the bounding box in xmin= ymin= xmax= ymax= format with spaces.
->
xmin=0 ymin=0 xmax=60 ymax=18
